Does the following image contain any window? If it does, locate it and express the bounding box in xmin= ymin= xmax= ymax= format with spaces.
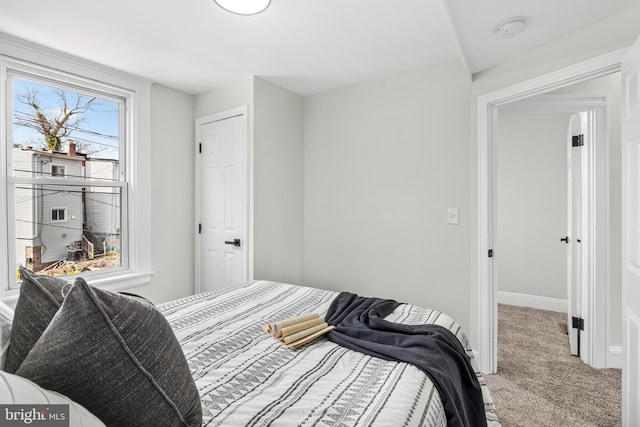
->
xmin=9 ymin=74 xmax=123 ymax=281
xmin=9 ymin=74 xmax=124 ymax=282
xmin=1 ymin=36 xmax=151 ymax=296
xmin=51 ymin=165 xmax=66 ymax=177
xmin=51 ymin=208 xmax=66 ymax=223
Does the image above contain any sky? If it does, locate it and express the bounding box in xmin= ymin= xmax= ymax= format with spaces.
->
xmin=12 ymin=76 xmax=121 ymax=161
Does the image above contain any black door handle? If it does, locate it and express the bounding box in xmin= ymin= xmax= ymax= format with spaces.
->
xmin=560 ymin=236 xmax=569 ymax=243
xmin=225 ymin=239 xmax=241 ymax=247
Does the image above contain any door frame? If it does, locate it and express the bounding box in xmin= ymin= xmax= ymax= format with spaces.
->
xmin=620 ymin=36 xmax=640 ymax=426
xmin=194 ymin=105 xmax=250 ymax=293
xmin=475 ymin=48 xmax=628 ymax=374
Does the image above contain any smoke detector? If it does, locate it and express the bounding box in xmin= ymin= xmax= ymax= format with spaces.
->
xmin=495 ymin=17 xmax=526 ymax=39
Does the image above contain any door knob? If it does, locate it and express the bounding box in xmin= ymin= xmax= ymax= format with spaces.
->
xmin=560 ymin=236 xmax=570 ymax=243
xmin=225 ymin=239 xmax=241 ymax=247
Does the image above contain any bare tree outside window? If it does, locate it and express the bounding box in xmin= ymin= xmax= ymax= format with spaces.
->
xmin=14 ymin=89 xmax=99 ymax=152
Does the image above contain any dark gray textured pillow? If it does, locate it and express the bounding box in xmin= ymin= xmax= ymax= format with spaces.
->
xmin=5 ymin=267 xmax=69 ymax=373
xmin=0 ymin=300 xmax=14 ymax=370
xmin=15 ymin=277 xmax=202 ymax=427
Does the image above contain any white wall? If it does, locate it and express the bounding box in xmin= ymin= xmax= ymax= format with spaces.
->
xmin=134 ymin=84 xmax=196 ymax=304
xmin=303 ymin=61 xmax=472 ymax=330
xmin=195 ymin=78 xmax=254 ymax=118
xmin=496 ymin=111 xmax=570 ymax=300
xmin=253 ymin=78 xmax=304 ymax=284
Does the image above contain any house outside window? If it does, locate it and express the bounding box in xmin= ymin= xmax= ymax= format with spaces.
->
xmin=51 ymin=164 xmax=66 ymax=177
xmin=51 ymin=208 xmax=66 ymax=223
xmin=1 ymin=36 xmax=151 ymax=297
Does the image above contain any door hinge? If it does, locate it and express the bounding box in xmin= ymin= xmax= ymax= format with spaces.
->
xmin=488 ymin=249 xmax=494 ymax=258
xmin=199 ymin=143 xmax=202 ymax=153
xmin=572 ymin=316 xmax=584 ymax=331
xmin=572 ymin=134 xmax=584 ymax=147
xmin=198 ymin=223 xmax=202 ymax=234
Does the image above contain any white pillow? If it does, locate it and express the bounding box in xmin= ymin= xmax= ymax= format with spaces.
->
xmin=0 ymin=300 xmax=13 ymax=370
xmin=0 ymin=370 xmax=105 ymax=427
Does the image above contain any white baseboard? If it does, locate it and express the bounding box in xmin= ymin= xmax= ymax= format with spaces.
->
xmin=607 ymin=346 xmax=622 ymax=369
xmin=497 ymin=291 xmax=567 ymax=313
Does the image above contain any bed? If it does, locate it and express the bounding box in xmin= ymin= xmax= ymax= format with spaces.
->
xmin=1 ymin=271 xmax=500 ymax=427
xmin=160 ymin=280 xmax=501 ymax=427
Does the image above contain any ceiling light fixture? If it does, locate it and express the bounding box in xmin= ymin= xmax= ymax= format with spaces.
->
xmin=495 ymin=17 xmax=526 ymax=39
xmin=213 ymin=0 xmax=271 ymax=15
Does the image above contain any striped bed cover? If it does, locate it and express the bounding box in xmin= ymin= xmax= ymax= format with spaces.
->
xmin=160 ymin=280 xmax=501 ymax=427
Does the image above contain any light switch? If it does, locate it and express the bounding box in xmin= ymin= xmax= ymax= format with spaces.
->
xmin=448 ymin=208 xmax=459 ymax=225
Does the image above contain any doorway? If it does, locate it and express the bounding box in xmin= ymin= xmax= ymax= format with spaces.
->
xmin=475 ymin=49 xmax=626 ymax=375
xmin=495 ymin=91 xmax=612 ymax=367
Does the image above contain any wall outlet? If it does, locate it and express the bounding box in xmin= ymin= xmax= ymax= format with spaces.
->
xmin=448 ymin=208 xmax=459 ymax=225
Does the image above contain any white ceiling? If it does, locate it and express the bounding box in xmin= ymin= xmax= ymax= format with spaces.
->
xmin=0 ymin=0 xmax=638 ymax=96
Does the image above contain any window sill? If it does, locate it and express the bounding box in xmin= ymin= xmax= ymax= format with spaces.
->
xmin=88 ymin=270 xmax=154 ymax=292
xmin=1 ymin=270 xmax=154 ymax=307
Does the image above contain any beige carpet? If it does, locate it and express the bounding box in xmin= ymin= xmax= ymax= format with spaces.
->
xmin=485 ymin=304 xmax=621 ymax=427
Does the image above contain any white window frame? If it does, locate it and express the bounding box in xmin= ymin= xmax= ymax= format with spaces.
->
xmin=50 ymin=207 xmax=67 ymax=223
xmin=0 ymin=34 xmax=152 ymax=302
xmin=50 ymin=164 xmax=66 ymax=178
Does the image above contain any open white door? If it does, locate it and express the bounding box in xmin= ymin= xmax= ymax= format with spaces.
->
xmin=566 ymin=114 xmax=580 ymax=356
xmin=621 ymin=36 xmax=640 ymax=426
xmin=566 ymin=112 xmax=589 ymax=359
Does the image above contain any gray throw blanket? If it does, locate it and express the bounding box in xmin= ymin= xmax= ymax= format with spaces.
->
xmin=325 ymin=292 xmax=487 ymax=427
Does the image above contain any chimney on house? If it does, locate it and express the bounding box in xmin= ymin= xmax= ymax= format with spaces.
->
xmin=67 ymin=141 xmax=76 ymax=157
